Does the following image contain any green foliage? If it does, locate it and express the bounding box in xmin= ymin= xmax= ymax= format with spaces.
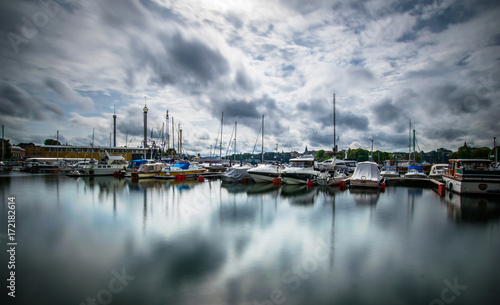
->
xmin=44 ymin=139 xmax=62 ymax=145
xmin=1 ymin=139 xmax=12 ymax=159
xmin=315 ymin=150 xmax=326 ymax=161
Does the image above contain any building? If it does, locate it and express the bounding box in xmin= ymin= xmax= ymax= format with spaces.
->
xmin=11 ymin=146 xmax=26 ymax=159
xmin=40 ymin=145 xmax=153 ymax=161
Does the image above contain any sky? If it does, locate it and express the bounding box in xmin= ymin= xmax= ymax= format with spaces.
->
xmin=1 ymin=0 xmax=499 ymax=156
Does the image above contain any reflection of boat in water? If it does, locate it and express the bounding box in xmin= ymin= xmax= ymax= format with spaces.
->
xmin=246 ymin=183 xmax=278 ymax=195
xmin=221 ymin=181 xmax=254 ymax=193
xmin=349 ymin=188 xmax=380 ymax=206
xmin=280 ymin=184 xmax=315 ymax=206
xmin=127 ymin=178 xmax=169 ymax=191
xmin=444 ymin=192 xmax=500 ymax=223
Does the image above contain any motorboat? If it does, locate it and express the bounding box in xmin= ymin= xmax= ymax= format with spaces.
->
xmin=131 ymin=162 xmax=167 ymax=179
xmin=428 ymin=164 xmax=448 ymax=180
xmin=220 ymin=164 xmax=254 ymax=183
xmin=247 ymin=163 xmax=282 ymax=183
xmin=404 ymin=165 xmax=426 ymax=178
xmin=442 ymin=159 xmax=500 ymax=194
xmin=380 ymin=165 xmax=399 ymax=177
xmin=317 ymin=168 xmax=347 ymax=186
xmin=0 ymin=161 xmax=13 ymax=172
xmin=281 ymin=155 xmax=320 ymax=185
xmin=124 ymin=159 xmax=157 ymax=177
xmin=71 ymin=151 xmax=128 ymax=176
xmin=157 ymin=161 xmax=206 ymax=179
xmin=349 ymin=161 xmax=382 ymax=188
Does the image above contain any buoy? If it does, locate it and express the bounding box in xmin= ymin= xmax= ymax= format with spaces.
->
xmin=181 ymin=175 xmax=187 ymax=181
xmin=243 ymin=177 xmax=248 ymax=184
xmin=175 ymin=175 xmax=182 ymax=181
xmin=307 ymin=180 xmax=313 ymax=187
xmin=198 ymin=176 xmax=205 ymax=182
xmin=380 ymin=183 xmax=386 ymax=192
xmin=273 ymin=178 xmax=281 ymax=185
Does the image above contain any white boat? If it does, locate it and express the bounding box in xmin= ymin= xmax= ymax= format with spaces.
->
xmin=157 ymin=161 xmax=206 ymax=178
xmin=442 ymin=159 xmax=500 ymax=195
xmin=78 ymin=151 xmax=128 ymax=176
xmin=131 ymin=162 xmax=167 ymax=179
xmin=404 ymin=165 xmax=426 ymax=178
xmin=350 ymin=161 xmax=382 ymax=188
xmin=317 ymin=168 xmax=347 ymax=186
xmin=281 ymin=155 xmax=320 ymax=185
xmin=380 ymin=165 xmax=399 ymax=177
xmin=428 ymin=163 xmax=448 ymax=180
xmin=220 ymin=164 xmax=254 ymax=183
xmin=247 ymin=163 xmax=282 ymax=183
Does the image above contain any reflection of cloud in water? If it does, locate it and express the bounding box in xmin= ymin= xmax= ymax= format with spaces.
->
xmin=280 ymin=184 xmax=316 ymax=206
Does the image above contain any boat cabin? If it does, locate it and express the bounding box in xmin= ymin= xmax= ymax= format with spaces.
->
xmin=446 ymin=159 xmax=492 ymax=179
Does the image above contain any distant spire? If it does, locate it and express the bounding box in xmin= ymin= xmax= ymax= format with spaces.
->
xmin=305 ymin=145 xmax=308 ymax=154
xmin=464 ymin=141 xmax=467 ymax=147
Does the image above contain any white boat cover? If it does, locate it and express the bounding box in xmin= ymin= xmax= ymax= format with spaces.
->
xmin=351 ymin=162 xmax=381 ymax=182
xmin=222 ymin=165 xmax=253 ymax=181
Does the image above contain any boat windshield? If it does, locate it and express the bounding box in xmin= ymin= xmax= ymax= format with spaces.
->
xmin=290 ymin=161 xmax=313 ymax=168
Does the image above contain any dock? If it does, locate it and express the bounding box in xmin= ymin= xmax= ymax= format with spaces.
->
xmin=384 ymin=177 xmax=444 ymax=188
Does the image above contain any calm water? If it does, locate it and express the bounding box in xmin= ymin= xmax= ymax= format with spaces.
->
xmin=1 ymin=172 xmax=499 ymax=305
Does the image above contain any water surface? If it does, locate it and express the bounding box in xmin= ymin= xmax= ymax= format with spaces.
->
xmin=0 ymin=172 xmax=499 ymax=305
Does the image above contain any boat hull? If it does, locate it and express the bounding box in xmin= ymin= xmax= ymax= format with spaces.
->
xmin=281 ymin=172 xmax=318 ymax=185
xmin=350 ymin=178 xmax=382 ymax=188
xmin=248 ymin=171 xmax=280 ymax=183
xmin=442 ymin=175 xmax=500 ymax=194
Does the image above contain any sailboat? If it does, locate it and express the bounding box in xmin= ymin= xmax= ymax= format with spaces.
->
xmin=248 ymin=115 xmax=283 ymax=183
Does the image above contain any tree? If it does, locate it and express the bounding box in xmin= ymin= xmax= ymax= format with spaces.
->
xmin=315 ymin=150 xmax=326 ymax=161
xmin=472 ymin=147 xmax=490 ymax=159
xmin=44 ymin=139 xmax=62 ymax=145
xmin=1 ymin=139 xmax=12 ymax=159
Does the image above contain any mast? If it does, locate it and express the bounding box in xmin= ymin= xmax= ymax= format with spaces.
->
xmin=179 ymin=125 xmax=182 ymax=159
xmin=234 ymin=122 xmax=237 ymax=163
xmin=413 ymin=129 xmax=416 ymax=164
xmin=1 ymin=125 xmax=4 ymax=160
xmin=113 ymin=104 xmax=116 ymax=147
xmin=261 ymin=115 xmax=264 ymax=163
xmin=166 ymin=110 xmax=169 ymax=152
xmin=220 ymin=112 xmax=223 ymax=162
xmin=409 ymin=119 xmax=411 ymax=163
xmin=333 ymin=92 xmax=336 ymax=154
xmin=56 ymin=130 xmax=59 ymax=161
xmin=172 ymin=117 xmax=175 ymax=157
xmin=91 ymin=128 xmax=95 ymax=160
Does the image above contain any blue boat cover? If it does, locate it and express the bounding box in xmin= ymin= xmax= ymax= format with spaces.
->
xmin=128 ymin=159 xmax=148 ymax=168
xmin=173 ymin=162 xmax=190 ymax=169
xmin=408 ymin=165 xmax=424 ymax=170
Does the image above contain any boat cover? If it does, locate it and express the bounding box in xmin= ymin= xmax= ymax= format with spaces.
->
xmin=173 ymin=162 xmax=190 ymax=170
xmin=222 ymin=166 xmax=252 ymax=181
xmin=408 ymin=165 xmax=424 ymax=171
xmin=351 ymin=162 xmax=381 ymax=182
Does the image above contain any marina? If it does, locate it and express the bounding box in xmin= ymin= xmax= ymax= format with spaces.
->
xmin=1 ymin=171 xmax=499 ymax=305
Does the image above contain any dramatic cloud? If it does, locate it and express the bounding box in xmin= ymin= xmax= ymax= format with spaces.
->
xmin=1 ymin=0 xmax=499 ymax=153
